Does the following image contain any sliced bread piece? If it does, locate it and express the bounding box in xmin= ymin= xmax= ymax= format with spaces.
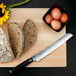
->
xmin=22 ymin=19 xmax=37 ymax=51
xmin=8 ymin=22 xmax=24 ymax=57
xmin=0 ymin=28 xmax=14 ymax=63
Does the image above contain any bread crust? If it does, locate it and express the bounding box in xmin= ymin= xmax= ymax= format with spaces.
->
xmin=8 ymin=22 xmax=24 ymax=57
xmin=22 ymin=19 xmax=37 ymax=51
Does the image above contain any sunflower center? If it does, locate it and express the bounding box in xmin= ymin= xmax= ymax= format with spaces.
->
xmin=0 ymin=8 xmax=5 ymax=17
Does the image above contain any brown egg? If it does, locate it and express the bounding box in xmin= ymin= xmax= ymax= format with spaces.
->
xmin=51 ymin=8 xmax=61 ymax=20
xmin=51 ymin=20 xmax=61 ymax=30
xmin=45 ymin=14 xmax=53 ymax=24
xmin=60 ymin=13 xmax=68 ymax=23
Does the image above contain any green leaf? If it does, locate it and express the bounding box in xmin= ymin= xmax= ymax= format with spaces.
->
xmin=7 ymin=0 xmax=31 ymax=8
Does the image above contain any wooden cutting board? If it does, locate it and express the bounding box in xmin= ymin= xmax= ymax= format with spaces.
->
xmin=0 ymin=8 xmax=66 ymax=67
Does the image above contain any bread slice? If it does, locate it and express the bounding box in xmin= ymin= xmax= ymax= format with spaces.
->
xmin=0 ymin=28 xmax=14 ymax=63
xmin=22 ymin=19 xmax=37 ymax=51
xmin=8 ymin=22 xmax=24 ymax=57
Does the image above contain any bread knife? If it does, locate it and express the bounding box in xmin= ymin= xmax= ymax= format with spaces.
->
xmin=9 ymin=33 xmax=73 ymax=74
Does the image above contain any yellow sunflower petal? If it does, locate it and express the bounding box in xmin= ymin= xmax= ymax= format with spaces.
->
xmin=4 ymin=5 xmax=6 ymax=8
xmin=5 ymin=11 xmax=10 ymax=15
xmin=4 ymin=15 xmax=9 ymax=20
xmin=0 ymin=19 xmax=3 ymax=24
xmin=2 ymin=8 xmax=5 ymax=13
xmin=6 ymin=16 xmax=9 ymax=19
xmin=3 ymin=18 xmax=7 ymax=22
xmin=0 ymin=5 xmax=2 ymax=8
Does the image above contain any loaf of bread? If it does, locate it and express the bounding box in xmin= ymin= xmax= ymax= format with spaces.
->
xmin=0 ymin=28 xmax=14 ymax=62
xmin=8 ymin=22 xmax=24 ymax=57
xmin=22 ymin=19 xmax=37 ymax=51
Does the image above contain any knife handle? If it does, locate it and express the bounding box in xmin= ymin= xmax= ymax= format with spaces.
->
xmin=9 ymin=57 xmax=33 ymax=74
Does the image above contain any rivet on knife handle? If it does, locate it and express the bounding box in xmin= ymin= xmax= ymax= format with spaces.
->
xmin=9 ymin=57 xmax=33 ymax=74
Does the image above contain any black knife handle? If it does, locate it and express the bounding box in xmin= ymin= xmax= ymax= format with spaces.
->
xmin=9 ymin=57 xmax=33 ymax=74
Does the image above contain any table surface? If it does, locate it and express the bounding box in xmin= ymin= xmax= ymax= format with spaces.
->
xmin=0 ymin=0 xmax=76 ymax=76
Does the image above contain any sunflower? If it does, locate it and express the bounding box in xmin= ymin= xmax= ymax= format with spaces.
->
xmin=0 ymin=3 xmax=9 ymax=25
xmin=0 ymin=0 xmax=31 ymax=25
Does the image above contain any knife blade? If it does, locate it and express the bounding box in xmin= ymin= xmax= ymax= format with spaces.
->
xmin=32 ymin=33 xmax=73 ymax=61
xmin=9 ymin=33 xmax=73 ymax=74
